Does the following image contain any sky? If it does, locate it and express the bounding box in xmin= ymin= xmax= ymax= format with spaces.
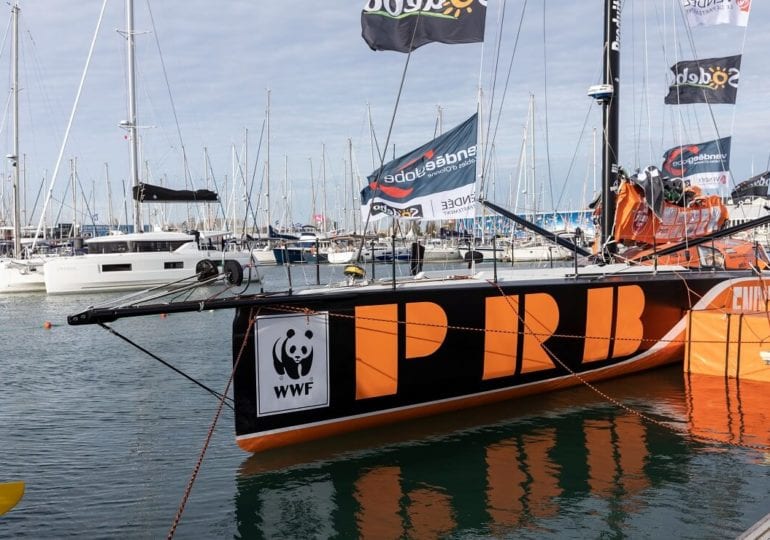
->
xmin=1 ymin=0 xmax=769 ymax=233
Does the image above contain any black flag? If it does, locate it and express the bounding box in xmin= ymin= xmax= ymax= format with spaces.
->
xmin=361 ymin=0 xmax=486 ymax=53
xmin=731 ymin=172 xmax=770 ymax=203
xmin=664 ymin=55 xmax=741 ymax=104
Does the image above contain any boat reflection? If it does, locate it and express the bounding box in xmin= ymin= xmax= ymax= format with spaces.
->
xmin=685 ymin=372 xmax=770 ymax=451
xmin=234 ymin=367 xmax=698 ymax=538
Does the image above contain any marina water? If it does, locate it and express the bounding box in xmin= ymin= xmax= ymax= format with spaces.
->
xmin=1 ymin=263 xmax=769 ymax=538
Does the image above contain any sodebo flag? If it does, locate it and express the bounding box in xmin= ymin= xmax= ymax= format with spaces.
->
xmin=361 ymin=114 xmax=478 ymax=222
xmin=362 ymin=0 xmax=487 ymax=53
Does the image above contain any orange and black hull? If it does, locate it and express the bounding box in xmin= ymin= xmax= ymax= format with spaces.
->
xmin=232 ymin=269 xmax=763 ymax=453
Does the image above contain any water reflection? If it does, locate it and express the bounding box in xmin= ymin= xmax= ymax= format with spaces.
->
xmin=685 ymin=372 xmax=770 ymax=451
xmin=234 ymin=367 xmax=701 ymax=538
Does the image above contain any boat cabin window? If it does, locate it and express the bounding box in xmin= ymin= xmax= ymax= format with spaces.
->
xmin=164 ymin=261 xmax=183 ymax=269
xmin=697 ymin=246 xmax=725 ymax=269
xmin=101 ymin=263 xmax=132 ymax=272
xmin=89 ymin=241 xmax=129 ymax=254
xmin=134 ymin=240 xmax=189 ymax=252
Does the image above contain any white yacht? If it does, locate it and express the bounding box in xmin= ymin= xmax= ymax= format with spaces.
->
xmin=43 ymin=231 xmax=257 ymax=294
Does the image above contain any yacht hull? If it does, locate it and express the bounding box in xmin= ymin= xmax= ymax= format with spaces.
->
xmin=0 ymin=259 xmax=46 ymax=293
xmin=44 ymin=251 xmax=257 ymax=294
xmin=230 ymin=267 xmax=762 ymax=452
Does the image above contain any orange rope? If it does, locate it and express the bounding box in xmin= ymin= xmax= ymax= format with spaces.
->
xmin=167 ymin=307 xmax=258 ymax=539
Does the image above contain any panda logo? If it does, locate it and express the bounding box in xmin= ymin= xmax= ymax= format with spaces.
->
xmin=272 ymin=328 xmax=314 ymax=380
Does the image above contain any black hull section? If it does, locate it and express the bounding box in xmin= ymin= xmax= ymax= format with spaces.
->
xmin=231 ymin=270 xmax=748 ymax=452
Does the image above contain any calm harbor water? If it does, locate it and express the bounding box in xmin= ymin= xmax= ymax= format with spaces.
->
xmin=1 ymin=262 xmax=769 ymax=538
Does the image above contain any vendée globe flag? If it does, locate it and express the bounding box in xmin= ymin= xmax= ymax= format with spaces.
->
xmin=661 ymin=136 xmax=731 ymax=193
xmin=682 ymin=0 xmax=751 ymax=27
xmin=361 ymin=114 xmax=478 ymax=222
xmin=362 ymin=0 xmax=487 ymax=53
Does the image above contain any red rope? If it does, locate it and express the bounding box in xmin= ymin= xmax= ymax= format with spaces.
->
xmin=167 ymin=308 xmax=258 ymax=539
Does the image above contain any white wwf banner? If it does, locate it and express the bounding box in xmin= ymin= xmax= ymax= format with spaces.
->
xmin=255 ymin=312 xmax=330 ymax=417
xmin=683 ymin=0 xmax=751 ymax=27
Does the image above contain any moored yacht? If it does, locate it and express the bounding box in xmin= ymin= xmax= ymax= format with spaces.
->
xmin=43 ymin=230 xmax=257 ymax=294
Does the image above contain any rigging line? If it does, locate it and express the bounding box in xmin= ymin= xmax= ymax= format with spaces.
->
xmin=478 ymin=0 xmax=507 ymax=195
xmin=479 ymin=0 xmax=527 ymax=188
xmin=553 ymin=102 xmax=595 ymax=212
xmin=96 ymin=322 xmax=235 ymax=410
xmin=144 ymin=0 xmax=193 ymax=188
xmin=540 ymin=0 xmax=555 ymax=214
xmin=203 ymin=150 xmax=229 ymax=223
xmin=167 ymin=308 xmax=257 ymax=539
xmin=31 ymin=0 xmax=108 ymax=251
xmin=75 ymin=170 xmax=99 ymax=233
xmin=240 ymin=118 xmax=266 ymax=237
xmin=729 ymin=13 xmax=750 ymax=168
xmin=356 ymin=10 xmax=422 ymax=262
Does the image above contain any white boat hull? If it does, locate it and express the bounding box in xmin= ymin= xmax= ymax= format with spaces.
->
xmin=0 ymin=258 xmax=46 ymax=293
xmin=44 ymin=248 xmax=257 ymax=294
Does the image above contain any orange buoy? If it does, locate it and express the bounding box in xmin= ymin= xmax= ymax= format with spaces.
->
xmin=43 ymin=321 xmax=52 ymax=329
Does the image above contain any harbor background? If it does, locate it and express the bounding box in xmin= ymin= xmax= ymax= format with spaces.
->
xmin=1 ymin=263 xmax=769 ymax=538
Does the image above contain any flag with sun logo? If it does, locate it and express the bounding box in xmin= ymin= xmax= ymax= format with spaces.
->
xmin=361 ymin=0 xmax=487 ymax=53
xmin=664 ymin=55 xmax=741 ymax=104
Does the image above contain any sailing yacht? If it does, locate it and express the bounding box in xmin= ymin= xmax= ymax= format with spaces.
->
xmin=42 ymin=0 xmax=257 ymax=295
xmin=69 ymin=1 xmax=770 ymax=454
xmin=0 ymin=2 xmax=46 ymax=293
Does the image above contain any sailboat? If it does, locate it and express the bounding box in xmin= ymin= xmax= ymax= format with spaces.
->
xmin=42 ymin=0 xmax=258 ymax=295
xmin=0 ymin=2 xmax=47 ymax=293
xmin=69 ymin=1 xmax=770 ymax=453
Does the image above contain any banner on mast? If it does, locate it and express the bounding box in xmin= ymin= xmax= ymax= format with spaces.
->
xmin=661 ymin=137 xmax=731 ymax=193
xmin=361 ymin=114 xmax=477 ymax=222
xmin=682 ymin=0 xmax=751 ymax=27
xmin=664 ymin=55 xmax=741 ymax=105
xmin=731 ymin=171 xmax=770 ymax=202
xmin=361 ymin=0 xmax=487 ymax=53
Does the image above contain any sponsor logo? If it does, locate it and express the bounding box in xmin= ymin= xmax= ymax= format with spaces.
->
xmin=732 ymin=285 xmax=770 ymax=312
xmin=379 ymin=146 xmax=476 ymax=185
xmin=272 ymin=328 xmax=314 ymax=381
xmin=440 ymin=193 xmax=475 ymax=213
xmin=671 ymin=63 xmax=739 ymax=91
xmin=256 ymin=313 xmax=329 ymax=416
xmin=363 ymin=0 xmax=487 ymax=19
xmin=683 ymin=0 xmax=750 ymax=12
xmin=371 ymin=201 xmax=424 ymax=219
xmin=663 ymin=145 xmax=728 ymax=177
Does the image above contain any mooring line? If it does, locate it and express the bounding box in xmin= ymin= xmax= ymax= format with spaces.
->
xmin=97 ymin=322 xmax=234 ymax=410
xmin=167 ymin=307 xmax=258 ymax=539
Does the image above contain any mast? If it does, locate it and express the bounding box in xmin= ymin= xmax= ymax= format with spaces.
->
xmin=105 ymin=163 xmax=114 ymax=230
xmin=601 ymin=0 xmax=621 ymax=259
xmin=10 ymin=1 xmax=20 ymax=257
xmin=125 ymin=0 xmax=141 ymax=234
xmin=266 ymin=89 xmax=271 ymax=236
xmin=321 ymin=143 xmax=328 ymax=233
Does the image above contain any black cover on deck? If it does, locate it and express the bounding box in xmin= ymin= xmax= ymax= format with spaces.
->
xmin=132 ymin=182 xmax=219 ymax=203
